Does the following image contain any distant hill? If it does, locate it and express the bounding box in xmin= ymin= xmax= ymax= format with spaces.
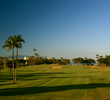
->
xmin=7 ymin=55 xmax=31 ymax=59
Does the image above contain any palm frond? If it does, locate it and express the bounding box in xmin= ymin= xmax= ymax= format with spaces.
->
xmin=5 ymin=40 xmax=11 ymax=45
xmin=3 ymin=45 xmax=7 ymax=49
xmin=16 ymin=44 xmax=22 ymax=48
xmin=7 ymin=47 xmax=11 ymax=51
xmin=33 ymin=48 xmax=37 ymax=51
xmin=3 ymin=35 xmax=25 ymax=51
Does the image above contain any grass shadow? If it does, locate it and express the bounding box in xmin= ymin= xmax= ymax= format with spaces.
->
xmin=0 ymin=83 xmax=110 ymax=96
xmin=0 ymin=83 xmax=18 ymax=86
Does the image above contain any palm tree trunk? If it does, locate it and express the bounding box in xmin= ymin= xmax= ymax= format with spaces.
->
xmin=34 ymin=51 xmax=35 ymax=65
xmin=0 ymin=66 xmax=1 ymax=75
xmin=15 ymin=48 xmax=18 ymax=81
xmin=105 ymin=63 xmax=106 ymax=67
xmin=12 ymin=47 xmax=15 ymax=83
xmin=9 ymin=68 xmax=11 ymax=74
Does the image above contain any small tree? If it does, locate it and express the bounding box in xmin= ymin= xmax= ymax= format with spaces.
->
xmin=105 ymin=55 xmax=109 ymax=58
xmin=63 ymin=59 xmax=70 ymax=65
xmin=27 ymin=56 xmax=35 ymax=65
xmin=4 ymin=60 xmax=16 ymax=74
xmin=87 ymin=59 xmax=95 ymax=63
xmin=97 ymin=58 xmax=107 ymax=67
xmin=84 ymin=57 xmax=88 ymax=60
xmin=72 ymin=57 xmax=84 ymax=65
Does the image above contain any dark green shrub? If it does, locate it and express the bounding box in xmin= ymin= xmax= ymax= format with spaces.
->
xmin=4 ymin=60 xmax=16 ymax=74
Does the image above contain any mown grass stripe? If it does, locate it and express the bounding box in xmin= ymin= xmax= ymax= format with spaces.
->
xmin=1 ymin=65 xmax=110 ymax=100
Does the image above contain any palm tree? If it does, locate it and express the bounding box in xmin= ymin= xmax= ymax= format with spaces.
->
xmin=61 ymin=57 xmax=64 ymax=65
xmin=33 ymin=48 xmax=37 ymax=57
xmin=15 ymin=35 xmax=25 ymax=81
xmin=105 ymin=55 xmax=108 ymax=58
xmin=35 ymin=53 xmax=39 ymax=58
xmin=99 ymin=55 xmax=103 ymax=59
xmin=3 ymin=35 xmax=21 ymax=83
xmin=33 ymin=48 xmax=37 ymax=65
xmin=15 ymin=44 xmax=22 ymax=81
xmin=96 ymin=54 xmax=99 ymax=59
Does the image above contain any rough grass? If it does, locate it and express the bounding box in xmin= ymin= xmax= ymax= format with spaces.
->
xmin=1 ymin=65 xmax=110 ymax=100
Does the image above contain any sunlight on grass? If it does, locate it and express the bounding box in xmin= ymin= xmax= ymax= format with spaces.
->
xmin=1 ymin=65 xmax=110 ymax=100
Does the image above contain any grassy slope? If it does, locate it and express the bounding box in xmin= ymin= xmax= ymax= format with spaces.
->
xmin=1 ymin=65 xmax=110 ymax=100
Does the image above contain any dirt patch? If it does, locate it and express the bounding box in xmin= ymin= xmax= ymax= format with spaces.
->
xmin=91 ymin=66 xmax=100 ymax=68
xmin=51 ymin=66 xmax=62 ymax=68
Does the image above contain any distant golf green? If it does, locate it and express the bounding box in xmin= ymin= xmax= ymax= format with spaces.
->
xmin=1 ymin=65 xmax=110 ymax=100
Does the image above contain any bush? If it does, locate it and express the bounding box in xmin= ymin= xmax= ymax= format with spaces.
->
xmin=4 ymin=60 xmax=16 ymax=74
xmin=0 ymin=61 xmax=4 ymax=68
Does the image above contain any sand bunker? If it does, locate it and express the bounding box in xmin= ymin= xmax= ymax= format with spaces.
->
xmin=51 ymin=66 xmax=62 ymax=68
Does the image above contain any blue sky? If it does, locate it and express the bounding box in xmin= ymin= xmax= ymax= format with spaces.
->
xmin=0 ymin=0 xmax=110 ymax=60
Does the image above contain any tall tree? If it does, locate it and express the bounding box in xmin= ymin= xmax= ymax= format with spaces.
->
xmin=33 ymin=48 xmax=37 ymax=57
xmin=35 ymin=53 xmax=39 ymax=58
xmin=3 ymin=35 xmax=21 ymax=83
xmin=33 ymin=48 xmax=37 ymax=65
xmin=61 ymin=57 xmax=64 ymax=64
xmin=15 ymin=35 xmax=25 ymax=81
xmin=96 ymin=54 xmax=99 ymax=59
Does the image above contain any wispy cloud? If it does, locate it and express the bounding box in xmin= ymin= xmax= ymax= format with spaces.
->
xmin=78 ymin=51 xmax=91 ymax=55
xmin=87 ymin=52 xmax=90 ymax=54
xmin=78 ymin=52 xmax=83 ymax=54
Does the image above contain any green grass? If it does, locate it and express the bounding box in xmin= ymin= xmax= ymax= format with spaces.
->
xmin=1 ymin=65 xmax=110 ymax=100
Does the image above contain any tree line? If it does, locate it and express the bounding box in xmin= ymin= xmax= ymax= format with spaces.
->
xmin=72 ymin=57 xmax=95 ymax=65
xmin=26 ymin=48 xmax=70 ymax=65
xmin=27 ymin=56 xmax=70 ymax=65
xmin=96 ymin=54 xmax=110 ymax=67
xmin=0 ymin=56 xmax=70 ymax=75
